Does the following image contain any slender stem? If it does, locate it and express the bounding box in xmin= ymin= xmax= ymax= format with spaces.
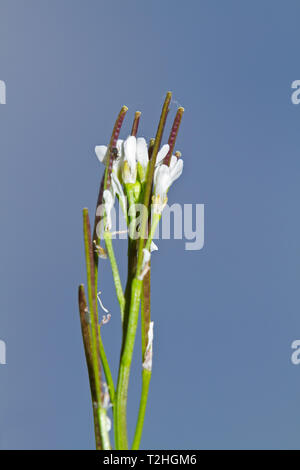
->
xmin=113 ymin=236 xmax=136 ymax=449
xmin=132 ymin=105 xmax=185 ymax=449
xmin=145 ymin=213 xmax=161 ymax=252
xmin=141 ymin=276 xmax=150 ymax=357
xmin=131 ymin=111 xmax=141 ymax=137
xmin=98 ymin=329 xmax=115 ymax=403
xmin=104 ymin=106 xmax=128 ymax=190
xmin=132 ymin=263 xmax=152 ymax=449
xmin=113 ymin=194 xmax=139 ymax=448
xmin=103 ymin=230 xmax=125 ymax=322
xmin=98 ymin=408 xmax=111 ymax=451
xmin=93 ymin=106 xmax=128 ymax=295
xmin=132 ymin=369 xmax=151 ymax=449
xmin=115 ymin=278 xmax=143 ymax=449
xmin=83 ymin=208 xmax=111 ymax=450
xmin=127 ymin=187 xmax=137 ymax=242
xmin=136 ymin=92 xmax=172 ymax=277
xmin=120 ymin=186 xmax=138 ymax=342
xmin=89 ymin=107 xmax=128 ymax=435
xmin=163 ymin=107 xmax=184 ymax=166
xmin=91 ymin=108 xmax=127 ymax=449
xmin=114 ymin=92 xmax=172 ymax=450
xmin=78 ymin=284 xmax=102 ymax=450
xmin=83 ymin=210 xmax=102 ymax=400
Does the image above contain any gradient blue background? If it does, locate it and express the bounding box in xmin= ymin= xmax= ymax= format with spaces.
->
xmin=1 ymin=0 xmax=300 ymax=449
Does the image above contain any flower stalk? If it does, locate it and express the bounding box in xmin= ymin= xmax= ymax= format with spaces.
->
xmin=78 ymin=92 xmax=184 ymax=449
xmin=132 ymin=260 xmax=152 ymax=449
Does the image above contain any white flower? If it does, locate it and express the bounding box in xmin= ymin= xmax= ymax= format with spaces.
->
xmin=96 ymin=138 xmax=173 ymax=186
xmin=95 ymin=140 xmax=126 ymax=216
xmin=95 ymin=145 xmax=107 ymax=164
xmin=103 ymin=189 xmax=114 ymax=231
xmin=122 ymin=135 xmax=137 ymax=184
xmin=136 ymin=138 xmax=148 ymax=170
xmin=111 ymin=171 xmax=127 ymax=214
xmin=95 ymin=141 xmax=124 ymax=187
xmin=135 ymin=140 xmax=170 ymax=183
xmin=95 ymin=139 xmax=124 ymax=175
xmin=136 ymin=137 xmax=148 ymax=182
xmin=169 ymin=154 xmax=184 ymax=184
xmin=95 ymin=136 xmax=183 ymax=217
xmin=155 ymin=144 xmax=170 ymax=166
xmin=153 ymin=154 xmax=183 ymax=214
xmin=154 ymin=165 xmax=171 ymax=199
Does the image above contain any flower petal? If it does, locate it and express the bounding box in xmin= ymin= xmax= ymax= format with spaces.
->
xmin=156 ymin=144 xmax=169 ymax=165
xmin=136 ymin=137 xmax=149 ymax=169
xmin=95 ymin=145 xmax=108 ymax=164
xmin=154 ymin=164 xmax=171 ymax=198
xmin=170 ymin=155 xmax=178 ymax=169
xmin=111 ymin=172 xmax=127 ymax=214
xmin=116 ymin=139 xmax=124 ymax=159
xmin=124 ymin=135 xmax=137 ymax=171
xmin=170 ymin=159 xmax=183 ymax=184
xmin=103 ymin=189 xmax=114 ymax=209
xmin=103 ymin=189 xmax=115 ymax=231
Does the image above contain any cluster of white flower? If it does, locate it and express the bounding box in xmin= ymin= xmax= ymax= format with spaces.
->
xmin=95 ymin=135 xmax=183 ymax=227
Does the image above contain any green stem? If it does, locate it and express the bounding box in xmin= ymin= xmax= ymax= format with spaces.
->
xmin=98 ymin=408 xmax=111 ymax=450
xmin=145 ymin=213 xmax=161 ymax=252
xmin=92 ymin=244 xmax=116 ymax=407
xmin=83 ymin=208 xmax=111 ymax=450
xmin=115 ymin=278 xmax=143 ymax=449
xmin=132 ymin=265 xmax=152 ymax=450
xmin=114 ymin=92 xmax=172 ymax=449
xmin=132 ymin=369 xmax=151 ymax=449
xmin=83 ymin=211 xmax=102 ymax=399
xmin=78 ymin=285 xmax=102 ymax=450
xmin=103 ymin=230 xmax=125 ymax=321
xmin=131 ymin=215 xmax=162 ymax=449
xmin=113 ymin=236 xmax=136 ymax=449
xmin=98 ymin=329 xmax=115 ymax=403
xmin=136 ymin=92 xmax=172 ymax=276
xmin=127 ymin=186 xmax=137 ymax=242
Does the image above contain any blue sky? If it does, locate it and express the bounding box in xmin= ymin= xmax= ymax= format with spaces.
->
xmin=1 ymin=0 xmax=300 ymax=449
